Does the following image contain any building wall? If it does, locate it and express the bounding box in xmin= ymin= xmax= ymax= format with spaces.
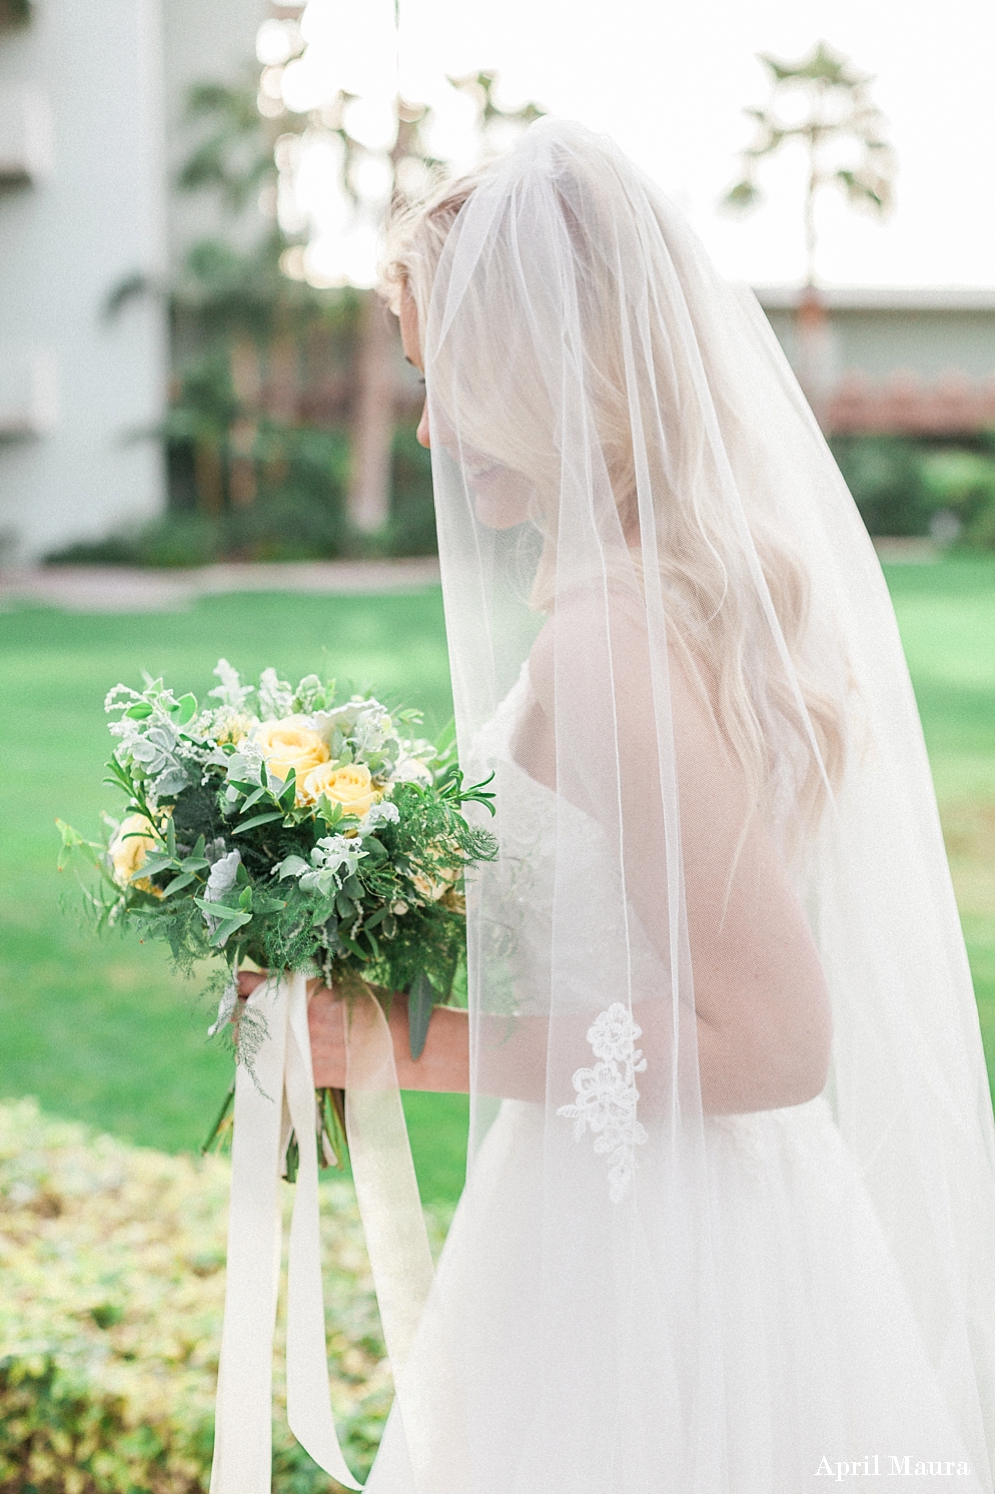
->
xmin=0 ymin=0 xmax=269 ymax=564
xmin=0 ymin=0 xmax=170 ymax=563
xmin=162 ymin=0 xmax=269 ymax=274
xmin=758 ymin=288 xmax=995 ymax=435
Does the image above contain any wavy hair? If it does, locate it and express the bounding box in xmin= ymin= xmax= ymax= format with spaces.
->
xmin=379 ymin=164 xmax=849 ymax=835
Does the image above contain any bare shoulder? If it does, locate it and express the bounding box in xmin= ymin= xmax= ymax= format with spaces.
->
xmin=526 ymin=584 xmax=740 ymax=799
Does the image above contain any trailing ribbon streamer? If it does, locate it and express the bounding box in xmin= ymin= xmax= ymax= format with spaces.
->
xmin=210 ymin=972 xmax=435 ymax=1493
xmin=345 ymin=989 xmax=437 ymax=1488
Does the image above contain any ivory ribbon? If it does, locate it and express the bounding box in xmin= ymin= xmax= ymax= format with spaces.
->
xmin=210 ymin=971 xmax=435 ymax=1494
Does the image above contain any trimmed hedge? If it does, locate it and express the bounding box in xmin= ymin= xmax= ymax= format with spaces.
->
xmin=0 ymin=1099 xmax=419 ymax=1492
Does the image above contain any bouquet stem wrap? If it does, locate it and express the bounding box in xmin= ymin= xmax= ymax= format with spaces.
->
xmin=209 ymin=972 xmax=435 ymax=1493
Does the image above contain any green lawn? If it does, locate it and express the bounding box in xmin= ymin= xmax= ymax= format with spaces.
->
xmin=0 ymin=589 xmax=468 ymax=1205
xmin=885 ymin=557 xmax=995 ymax=1075
xmin=1 ymin=558 xmax=993 ymax=1209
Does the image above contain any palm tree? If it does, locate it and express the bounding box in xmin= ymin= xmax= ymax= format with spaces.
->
xmin=724 ymin=40 xmax=896 ymax=288
xmin=295 ymin=71 xmax=545 ymax=535
xmin=154 ymin=20 xmax=545 ymax=541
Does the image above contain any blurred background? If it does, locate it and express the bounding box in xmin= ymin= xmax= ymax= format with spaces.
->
xmin=1 ymin=0 xmax=995 ymax=567
xmin=1 ymin=1 xmax=994 ymax=1486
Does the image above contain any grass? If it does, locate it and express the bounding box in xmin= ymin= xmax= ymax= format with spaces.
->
xmin=1 ymin=556 xmax=993 ymax=1209
xmin=0 ymin=589 xmax=468 ymax=1206
xmin=885 ymin=556 xmax=995 ymax=1075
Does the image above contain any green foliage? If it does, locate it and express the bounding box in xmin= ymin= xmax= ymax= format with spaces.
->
xmin=0 ymin=1098 xmax=452 ymax=1489
xmin=0 ymin=0 xmax=29 ymax=27
xmin=383 ymin=426 xmax=436 ymax=557
xmin=831 ymin=435 xmax=995 ymax=545
xmin=723 ymin=40 xmax=895 ymax=282
xmin=831 ymin=435 xmax=937 ymax=536
xmin=179 ymin=74 xmax=281 ymax=213
xmin=43 ymin=419 xmax=440 ymax=565
xmin=919 ymin=449 xmax=995 ymax=547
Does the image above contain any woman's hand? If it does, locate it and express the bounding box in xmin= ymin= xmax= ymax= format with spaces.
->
xmin=235 ymin=971 xmax=470 ymax=1093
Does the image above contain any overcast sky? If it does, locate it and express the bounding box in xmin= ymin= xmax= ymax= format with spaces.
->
xmin=388 ymin=0 xmax=995 ymax=289
xmin=274 ymin=0 xmax=995 ymax=290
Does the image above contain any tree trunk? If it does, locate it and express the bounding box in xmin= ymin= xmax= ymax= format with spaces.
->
xmin=347 ymin=291 xmax=396 ymax=535
xmin=795 ymin=285 xmax=833 ymax=431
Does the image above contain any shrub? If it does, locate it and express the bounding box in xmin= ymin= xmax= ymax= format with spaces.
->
xmin=829 ymin=434 xmax=995 ymax=547
xmin=43 ymin=425 xmax=438 ymax=568
xmin=0 ymin=1098 xmax=426 ymax=1492
xmin=919 ymin=449 xmax=995 ymax=548
xmin=829 ymin=435 xmax=937 ymax=537
xmin=383 ymin=426 xmax=436 ymax=558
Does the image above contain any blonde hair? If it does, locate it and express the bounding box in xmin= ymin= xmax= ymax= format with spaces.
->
xmin=380 ymin=169 xmax=848 ymax=832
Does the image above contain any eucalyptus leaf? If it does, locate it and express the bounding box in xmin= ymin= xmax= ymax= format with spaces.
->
xmin=174 ymin=693 xmax=198 ymax=725
xmin=231 ymin=810 xmax=283 ymax=835
xmin=210 ymin=913 xmax=252 ymax=947
xmin=408 ymin=972 xmax=435 ymax=1061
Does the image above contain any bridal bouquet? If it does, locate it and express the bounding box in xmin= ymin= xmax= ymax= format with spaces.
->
xmin=58 ymin=660 xmax=496 ymax=1140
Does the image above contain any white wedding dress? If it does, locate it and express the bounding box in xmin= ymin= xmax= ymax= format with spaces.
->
xmin=365 ymin=664 xmax=987 ymax=1494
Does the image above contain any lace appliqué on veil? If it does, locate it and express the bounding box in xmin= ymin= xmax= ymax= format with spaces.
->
xmin=557 ymin=1003 xmax=648 ymax=1201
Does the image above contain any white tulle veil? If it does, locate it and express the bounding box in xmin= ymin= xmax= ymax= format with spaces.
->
xmin=371 ymin=119 xmax=995 ymax=1493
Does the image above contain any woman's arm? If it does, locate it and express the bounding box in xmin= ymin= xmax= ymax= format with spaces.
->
xmin=236 ymin=974 xmax=550 ymax=1100
xmin=523 ymin=599 xmax=833 ymax=1116
xmin=236 ymin=972 xmax=471 ymax=1092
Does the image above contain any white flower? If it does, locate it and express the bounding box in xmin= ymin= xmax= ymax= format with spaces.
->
xmin=209 ymin=659 xmax=255 ymax=713
xmin=390 ymin=752 xmax=434 ymax=788
xmin=257 ymin=668 xmax=293 ymax=722
xmin=351 ymin=702 xmax=392 ymax=754
xmin=274 ymin=834 xmax=367 ymax=898
xmin=107 ymin=707 xmax=196 ymax=803
xmin=292 ymin=674 xmax=326 ymax=713
xmin=362 ymin=800 xmax=400 ymax=831
xmin=223 ymin=740 xmax=265 ymax=786
xmin=310 ymin=834 xmax=366 ymax=881
xmin=306 ymin=696 xmax=395 ymax=756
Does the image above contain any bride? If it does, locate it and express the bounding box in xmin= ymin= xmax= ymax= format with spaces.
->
xmin=270 ymin=120 xmax=995 ymax=1489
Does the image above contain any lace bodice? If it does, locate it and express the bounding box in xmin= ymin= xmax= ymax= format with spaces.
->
xmin=470 ymin=661 xmax=662 ymax=1019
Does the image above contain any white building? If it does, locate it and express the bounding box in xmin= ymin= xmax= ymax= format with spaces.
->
xmin=0 ymin=0 xmax=265 ymax=563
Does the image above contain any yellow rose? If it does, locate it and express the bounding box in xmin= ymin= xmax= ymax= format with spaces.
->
xmin=109 ymin=813 xmax=163 ymax=896
xmin=300 ymin=761 xmax=379 ymax=818
xmin=255 ymin=719 xmax=329 ymax=785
